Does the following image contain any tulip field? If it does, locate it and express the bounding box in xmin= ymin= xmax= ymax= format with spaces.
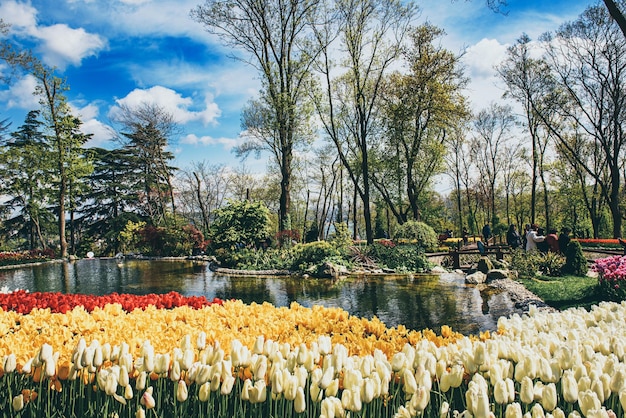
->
xmin=0 ymin=277 xmax=625 ymax=417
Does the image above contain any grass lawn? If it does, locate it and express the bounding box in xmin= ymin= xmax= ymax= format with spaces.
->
xmin=516 ymin=274 xmax=602 ymax=310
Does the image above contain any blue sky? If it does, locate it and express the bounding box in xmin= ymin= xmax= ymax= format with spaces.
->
xmin=0 ymin=0 xmax=593 ymax=176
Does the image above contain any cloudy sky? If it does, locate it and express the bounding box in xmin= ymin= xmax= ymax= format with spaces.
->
xmin=0 ymin=0 xmax=593 ymax=175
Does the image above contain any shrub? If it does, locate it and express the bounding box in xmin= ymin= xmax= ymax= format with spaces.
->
xmin=210 ymin=200 xmax=272 ymax=250
xmin=365 ymin=242 xmax=430 ymax=272
xmin=509 ymin=249 xmax=566 ymax=277
xmin=290 ymin=241 xmax=341 ymax=271
xmin=393 ymin=220 xmax=438 ymax=251
xmin=562 ymin=240 xmax=588 ymax=276
xmin=328 ymin=222 xmax=353 ymax=254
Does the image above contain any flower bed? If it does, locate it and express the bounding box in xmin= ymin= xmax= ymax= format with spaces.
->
xmin=575 ymin=238 xmax=621 ymax=249
xmin=593 ymin=255 xmax=626 ymax=301
xmin=0 ymin=290 xmax=625 ymax=417
xmin=0 ymin=250 xmax=54 ymax=267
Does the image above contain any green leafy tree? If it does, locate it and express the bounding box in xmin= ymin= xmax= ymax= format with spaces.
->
xmin=0 ymin=111 xmax=52 ymax=250
xmin=113 ymin=103 xmax=179 ymax=226
xmin=375 ymin=24 xmax=470 ymax=224
xmin=81 ymin=148 xmax=143 ymax=255
xmin=210 ymin=200 xmax=272 ymax=250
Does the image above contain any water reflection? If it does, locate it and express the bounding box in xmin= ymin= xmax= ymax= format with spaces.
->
xmin=0 ymin=259 xmax=519 ymax=335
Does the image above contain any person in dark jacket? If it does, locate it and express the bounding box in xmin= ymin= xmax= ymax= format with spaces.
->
xmin=506 ymin=224 xmax=522 ymax=249
xmin=482 ymin=223 xmax=492 ymax=245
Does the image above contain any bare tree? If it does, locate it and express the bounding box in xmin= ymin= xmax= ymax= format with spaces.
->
xmin=191 ymin=0 xmax=324 ymax=235
xmin=471 ymin=103 xmax=516 ymax=227
xmin=178 ymin=162 xmax=231 ymax=235
xmin=311 ymin=0 xmax=415 ymax=244
xmin=539 ymin=4 xmax=626 ymax=237
xmin=498 ymin=34 xmax=555 ymax=225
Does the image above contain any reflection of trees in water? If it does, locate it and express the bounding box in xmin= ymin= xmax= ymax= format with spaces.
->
xmin=211 ymin=275 xmax=273 ymax=305
xmin=283 ymin=278 xmax=342 ymax=305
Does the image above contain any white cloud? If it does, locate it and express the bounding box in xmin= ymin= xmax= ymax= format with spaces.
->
xmin=1 ymin=0 xmax=106 ymax=69
xmin=0 ymin=0 xmax=38 ymax=34
xmin=181 ymin=133 xmax=239 ymax=150
xmin=36 ymin=24 xmax=107 ymax=68
xmin=111 ymin=86 xmax=221 ymax=125
xmin=1 ymin=75 xmax=39 ymax=109
xmin=68 ymin=102 xmax=115 ymax=147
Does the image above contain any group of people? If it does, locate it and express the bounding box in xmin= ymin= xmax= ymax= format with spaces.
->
xmin=506 ymin=223 xmax=571 ymax=253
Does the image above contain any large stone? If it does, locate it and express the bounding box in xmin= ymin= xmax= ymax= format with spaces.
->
xmin=466 ymin=271 xmax=487 ymax=284
xmin=317 ymin=262 xmax=349 ymax=278
xmin=486 ymin=269 xmax=509 ymax=281
xmin=477 ymin=256 xmax=494 ymax=274
xmin=430 ymin=266 xmax=447 ymax=274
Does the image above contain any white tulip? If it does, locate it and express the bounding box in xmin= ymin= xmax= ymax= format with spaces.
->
xmin=505 ymin=402 xmax=523 ymax=418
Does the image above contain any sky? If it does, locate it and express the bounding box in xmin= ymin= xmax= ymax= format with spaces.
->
xmin=0 ymin=0 xmax=594 ymax=182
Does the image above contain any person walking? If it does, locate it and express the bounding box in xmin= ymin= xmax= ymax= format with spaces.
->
xmin=525 ymin=224 xmax=546 ymax=252
xmin=482 ymin=223 xmax=492 ymax=245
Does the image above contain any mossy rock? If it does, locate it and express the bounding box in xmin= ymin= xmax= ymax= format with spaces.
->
xmin=478 ymin=256 xmax=494 ymax=274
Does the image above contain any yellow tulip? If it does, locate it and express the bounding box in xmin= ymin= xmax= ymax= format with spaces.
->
xmin=135 ymin=406 xmax=146 ymax=418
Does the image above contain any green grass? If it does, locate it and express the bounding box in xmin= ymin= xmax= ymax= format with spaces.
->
xmin=516 ymin=274 xmax=602 ymax=310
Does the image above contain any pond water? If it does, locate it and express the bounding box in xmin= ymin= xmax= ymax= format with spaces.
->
xmin=0 ymin=258 xmax=519 ymax=336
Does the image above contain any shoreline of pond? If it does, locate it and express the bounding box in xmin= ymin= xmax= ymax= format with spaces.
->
xmin=0 ymin=256 xmax=554 ymax=316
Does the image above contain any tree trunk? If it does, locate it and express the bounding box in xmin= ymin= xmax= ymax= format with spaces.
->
xmin=193 ymin=172 xmax=210 ymax=235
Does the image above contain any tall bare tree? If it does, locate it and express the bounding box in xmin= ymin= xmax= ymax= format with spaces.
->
xmin=191 ymin=0 xmax=323 ymax=235
xmin=539 ymin=4 xmax=626 ymax=237
xmin=312 ymin=0 xmax=415 ymax=244
xmin=471 ymin=103 xmax=516 ymax=227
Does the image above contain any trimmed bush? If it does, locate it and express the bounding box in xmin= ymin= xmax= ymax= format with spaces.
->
xmin=562 ymin=240 xmax=588 ymax=276
xmin=290 ymin=241 xmax=342 ymax=271
xmin=393 ymin=220 xmax=438 ymax=251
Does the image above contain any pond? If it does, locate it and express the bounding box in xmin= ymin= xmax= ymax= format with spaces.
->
xmin=0 ymin=258 xmax=519 ymax=336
